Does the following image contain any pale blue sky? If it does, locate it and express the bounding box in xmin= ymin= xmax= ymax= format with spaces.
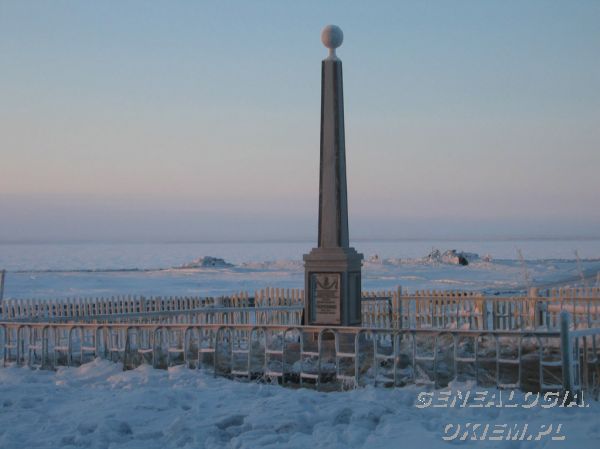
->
xmin=1 ymin=1 xmax=599 ymax=242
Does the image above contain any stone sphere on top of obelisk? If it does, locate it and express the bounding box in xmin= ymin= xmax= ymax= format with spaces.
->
xmin=321 ymin=24 xmax=343 ymax=59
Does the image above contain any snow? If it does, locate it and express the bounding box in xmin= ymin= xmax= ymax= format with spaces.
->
xmin=3 ymin=254 xmax=599 ymax=300
xmin=1 ymin=240 xmax=599 ymax=299
xmin=1 ymin=240 xmax=600 ymax=447
xmin=178 ymin=256 xmax=234 ymax=269
xmin=2 ymin=239 xmax=600 ymax=271
xmin=0 ymin=359 xmax=598 ymax=449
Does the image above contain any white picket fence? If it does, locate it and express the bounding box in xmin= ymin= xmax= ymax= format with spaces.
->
xmin=3 ymin=286 xmax=600 ymax=331
xmin=360 ymin=287 xmax=600 ymax=331
xmin=2 ymin=295 xmax=209 ymax=321
xmin=361 ymin=289 xmax=484 ymax=329
xmin=0 ymin=288 xmax=304 ymax=323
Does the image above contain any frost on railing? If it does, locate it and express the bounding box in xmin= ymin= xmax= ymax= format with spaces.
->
xmin=561 ymin=312 xmax=600 ymax=401
xmin=3 ymin=287 xmax=600 ymax=332
xmin=530 ymin=287 xmax=600 ymax=330
xmin=254 ymin=287 xmax=304 ymax=307
xmin=362 ymin=288 xmax=486 ymax=330
xmin=3 ymin=321 xmax=597 ymax=396
xmin=360 ymin=287 xmax=600 ymax=331
xmin=1 ymin=295 xmax=210 ymax=321
xmin=0 ymin=288 xmax=303 ymax=321
xmin=0 ymin=289 xmax=305 ymax=327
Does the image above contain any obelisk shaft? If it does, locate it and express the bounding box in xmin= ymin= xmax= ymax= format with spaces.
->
xmin=304 ymin=25 xmax=363 ymax=326
xmin=319 ymin=59 xmax=349 ymax=248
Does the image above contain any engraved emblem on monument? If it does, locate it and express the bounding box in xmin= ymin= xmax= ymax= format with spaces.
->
xmin=312 ymin=273 xmax=341 ymax=324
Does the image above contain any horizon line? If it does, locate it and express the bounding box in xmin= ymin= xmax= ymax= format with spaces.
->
xmin=2 ymin=235 xmax=600 ymax=245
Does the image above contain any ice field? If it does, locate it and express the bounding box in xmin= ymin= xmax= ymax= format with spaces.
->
xmin=2 ymin=239 xmax=600 ymax=299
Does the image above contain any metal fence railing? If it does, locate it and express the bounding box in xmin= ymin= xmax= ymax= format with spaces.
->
xmin=2 ymin=321 xmax=576 ymax=392
xmin=561 ymin=312 xmax=600 ymax=400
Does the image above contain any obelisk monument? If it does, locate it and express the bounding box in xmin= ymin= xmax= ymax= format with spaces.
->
xmin=303 ymin=25 xmax=363 ymax=326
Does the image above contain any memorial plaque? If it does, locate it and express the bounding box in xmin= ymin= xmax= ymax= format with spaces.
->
xmin=312 ymin=273 xmax=341 ymax=324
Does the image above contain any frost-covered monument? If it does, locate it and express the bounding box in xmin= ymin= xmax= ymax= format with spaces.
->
xmin=304 ymin=25 xmax=363 ymax=326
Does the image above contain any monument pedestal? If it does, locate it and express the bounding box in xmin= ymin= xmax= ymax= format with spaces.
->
xmin=303 ymin=247 xmax=363 ymax=326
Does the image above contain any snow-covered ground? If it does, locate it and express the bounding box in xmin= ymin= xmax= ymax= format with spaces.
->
xmin=0 ymin=359 xmax=598 ymax=449
xmin=2 ymin=240 xmax=600 ymax=448
xmin=5 ymin=255 xmax=600 ymax=300
xmin=3 ymin=239 xmax=600 ymax=270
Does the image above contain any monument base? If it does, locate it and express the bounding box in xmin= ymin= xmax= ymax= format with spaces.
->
xmin=303 ymin=247 xmax=363 ymax=326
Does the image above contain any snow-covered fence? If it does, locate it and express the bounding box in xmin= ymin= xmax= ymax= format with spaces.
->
xmin=360 ymin=290 xmax=532 ymax=331
xmin=530 ymin=287 xmax=600 ymax=330
xmin=4 ymin=287 xmax=600 ymax=333
xmin=536 ymin=287 xmax=600 ymax=298
xmin=254 ymin=287 xmax=304 ymax=307
xmin=360 ymin=287 xmax=600 ymax=331
xmin=1 ymin=295 xmax=211 ymax=321
xmin=560 ymin=312 xmax=600 ymax=399
xmin=3 ymin=320 xmax=598 ymax=396
xmin=0 ymin=288 xmax=304 ymax=323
